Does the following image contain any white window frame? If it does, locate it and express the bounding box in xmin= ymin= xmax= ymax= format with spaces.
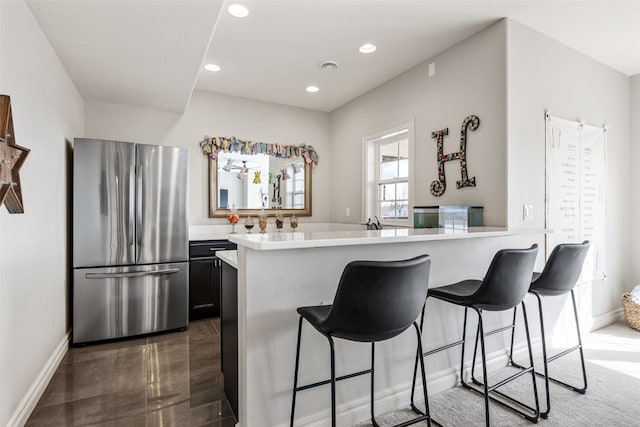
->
xmin=362 ymin=118 xmax=415 ymax=227
xmin=284 ymin=161 xmax=305 ymax=209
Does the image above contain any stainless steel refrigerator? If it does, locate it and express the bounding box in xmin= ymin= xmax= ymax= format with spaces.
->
xmin=72 ymin=138 xmax=189 ymax=344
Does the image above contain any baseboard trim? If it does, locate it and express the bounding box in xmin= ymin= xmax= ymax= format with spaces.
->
xmin=589 ymin=307 xmax=624 ymax=332
xmin=7 ymin=330 xmax=70 ymax=427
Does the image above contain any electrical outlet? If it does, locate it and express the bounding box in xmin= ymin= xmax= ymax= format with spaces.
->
xmin=345 ymin=207 xmax=350 ymax=217
xmin=523 ymin=204 xmax=533 ymax=221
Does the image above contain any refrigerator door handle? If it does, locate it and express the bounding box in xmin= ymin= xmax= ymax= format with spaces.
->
xmin=136 ymin=163 xmax=143 ymax=261
xmin=128 ymin=161 xmax=136 ymax=249
xmin=85 ymin=268 xmax=180 ymax=280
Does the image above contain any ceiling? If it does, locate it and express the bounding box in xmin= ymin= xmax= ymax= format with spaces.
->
xmin=25 ymin=0 xmax=224 ymax=112
xmin=26 ymin=1 xmax=640 ymax=113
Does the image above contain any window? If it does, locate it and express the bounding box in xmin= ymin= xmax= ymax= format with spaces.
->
xmin=284 ymin=160 xmax=305 ymax=209
xmin=363 ymin=119 xmax=414 ymax=226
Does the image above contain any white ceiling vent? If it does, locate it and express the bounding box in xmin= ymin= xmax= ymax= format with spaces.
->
xmin=320 ymin=61 xmax=339 ymax=71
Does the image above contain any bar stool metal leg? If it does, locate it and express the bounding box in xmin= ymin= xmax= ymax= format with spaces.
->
xmin=533 ymin=292 xmax=551 ymax=418
xmin=409 ymin=307 xmax=426 ymax=415
xmin=290 ymin=316 xmax=304 ymax=427
xmin=407 ymin=307 xmax=441 ymax=426
xmin=458 ymin=308 xmax=491 ymax=426
xmin=329 ymin=335 xmax=336 ymax=427
xmin=521 ymin=301 xmax=541 ymax=419
xmin=371 ymin=342 xmax=379 ymax=427
xmin=478 ymin=310 xmax=491 ymax=427
xmin=465 ymin=303 xmax=540 ymax=424
xmin=413 ymin=322 xmax=433 ymax=427
xmin=508 ymin=298 xmax=550 ymax=417
xmin=508 ymin=305 xmax=518 ymax=366
xmin=570 ymin=289 xmax=588 ymax=393
xmin=459 ymin=308 xmax=470 ymax=390
xmin=402 ymin=322 xmax=436 ymax=427
xmin=469 ymin=310 xmax=482 ymax=385
xmin=509 ymin=289 xmax=588 ymax=418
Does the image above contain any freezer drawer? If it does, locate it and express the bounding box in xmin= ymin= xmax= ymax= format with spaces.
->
xmin=73 ymin=262 xmax=188 ymax=344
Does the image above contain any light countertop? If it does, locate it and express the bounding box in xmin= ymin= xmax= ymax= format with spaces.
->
xmin=217 ymin=250 xmax=237 ymax=269
xmin=226 ymin=226 xmax=546 ymax=251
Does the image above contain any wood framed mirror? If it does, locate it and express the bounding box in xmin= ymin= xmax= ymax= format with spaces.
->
xmin=209 ymin=151 xmax=311 ymax=217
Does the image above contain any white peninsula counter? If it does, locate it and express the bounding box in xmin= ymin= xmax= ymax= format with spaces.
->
xmin=222 ymin=226 xmax=546 ymax=427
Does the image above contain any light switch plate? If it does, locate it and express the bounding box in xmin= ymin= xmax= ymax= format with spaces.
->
xmin=523 ymin=204 xmax=533 ymax=221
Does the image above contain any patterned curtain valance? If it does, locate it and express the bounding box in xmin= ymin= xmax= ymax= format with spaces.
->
xmin=199 ymin=136 xmax=319 ymax=165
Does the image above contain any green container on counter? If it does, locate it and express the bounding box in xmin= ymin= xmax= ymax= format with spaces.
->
xmin=413 ymin=206 xmax=483 ymax=229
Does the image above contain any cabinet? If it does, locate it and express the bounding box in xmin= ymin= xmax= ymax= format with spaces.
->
xmin=221 ymin=260 xmax=238 ymax=420
xmin=188 ymin=240 xmax=236 ymax=320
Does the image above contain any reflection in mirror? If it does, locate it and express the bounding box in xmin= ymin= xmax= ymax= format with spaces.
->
xmin=209 ymin=152 xmax=311 ymax=217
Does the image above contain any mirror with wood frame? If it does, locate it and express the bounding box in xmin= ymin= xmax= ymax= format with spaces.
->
xmin=209 ymin=151 xmax=311 ymax=217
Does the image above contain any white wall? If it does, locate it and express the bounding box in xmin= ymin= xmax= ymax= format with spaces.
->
xmin=506 ymin=19 xmax=630 ymax=321
xmin=0 ymin=1 xmax=84 ymax=425
xmin=85 ymin=91 xmax=331 ymax=224
xmin=630 ymin=74 xmax=640 ymax=288
xmin=330 ymin=21 xmax=508 ymax=227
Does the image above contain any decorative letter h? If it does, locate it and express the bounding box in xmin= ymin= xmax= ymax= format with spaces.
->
xmin=430 ymin=115 xmax=479 ymax=197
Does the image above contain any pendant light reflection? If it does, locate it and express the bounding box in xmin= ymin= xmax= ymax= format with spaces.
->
xmin=237 ymin=161 xmax=248 ymax=180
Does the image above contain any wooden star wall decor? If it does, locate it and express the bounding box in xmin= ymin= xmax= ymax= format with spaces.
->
xmin=0 ymin=95 xmax=30 ymax=213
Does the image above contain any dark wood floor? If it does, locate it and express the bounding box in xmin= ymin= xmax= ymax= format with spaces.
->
xmin=26 ymin=318 xmax=236 ymax=426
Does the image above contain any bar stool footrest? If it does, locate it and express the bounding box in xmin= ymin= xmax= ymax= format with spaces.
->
xmin=462 ymin=382 xmax=539 ymax=423
xmin=547 ymin=344 xmax=582 ymax=363
xmin=392 ymin=413 xmax=439 ymax=427
xmin=510 ymin=343 xmax=587 ymax=393
xmin=422 ymin=323 xmax=515 ymax=358
xmin=409 ymin=404 xmax=445 ymax=427
xmin=472 ymin=365 xmax=535 ymax=392
xmin=295 ymin=368 xmax=372 ymax=392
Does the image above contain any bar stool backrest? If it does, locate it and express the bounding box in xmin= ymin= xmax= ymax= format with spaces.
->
xmin=323 ymin=255 xmax=431 ymax=342
xmin=472 ymin=245 xmax=538 ymax=311
xmin=531 ymin=241 xmax=590 ymax=296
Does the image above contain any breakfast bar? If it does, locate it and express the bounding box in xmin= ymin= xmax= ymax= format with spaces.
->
xmin=216 ymin=225 xmax=546 ymax=427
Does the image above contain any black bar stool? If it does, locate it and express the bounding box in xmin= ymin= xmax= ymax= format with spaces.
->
xmin=290 ymin=255 xmax=434 ymax=427
xmin=412 ymin=244 xmax=540 ymax=426
xmin=508 ymin=240 xmax=590 ymax=418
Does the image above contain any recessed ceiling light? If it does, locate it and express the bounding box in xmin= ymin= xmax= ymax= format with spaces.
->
xmin=228 ymin=4 xmax=249 ymax=18
xmin=306 ymin=86 xmax=320 ymax=93
xmin=359 ymin=43 xmax=377 ymax=54
xmin=204 ymin=64 xmax=221 ymax=72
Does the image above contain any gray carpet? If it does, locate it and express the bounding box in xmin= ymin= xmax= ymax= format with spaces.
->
xmin=356 ymin=349 xmax=640 ymax=426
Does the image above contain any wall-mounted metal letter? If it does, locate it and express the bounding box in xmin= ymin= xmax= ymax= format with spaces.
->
xmin=430 ymin=115 xmax=480 ymax=197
